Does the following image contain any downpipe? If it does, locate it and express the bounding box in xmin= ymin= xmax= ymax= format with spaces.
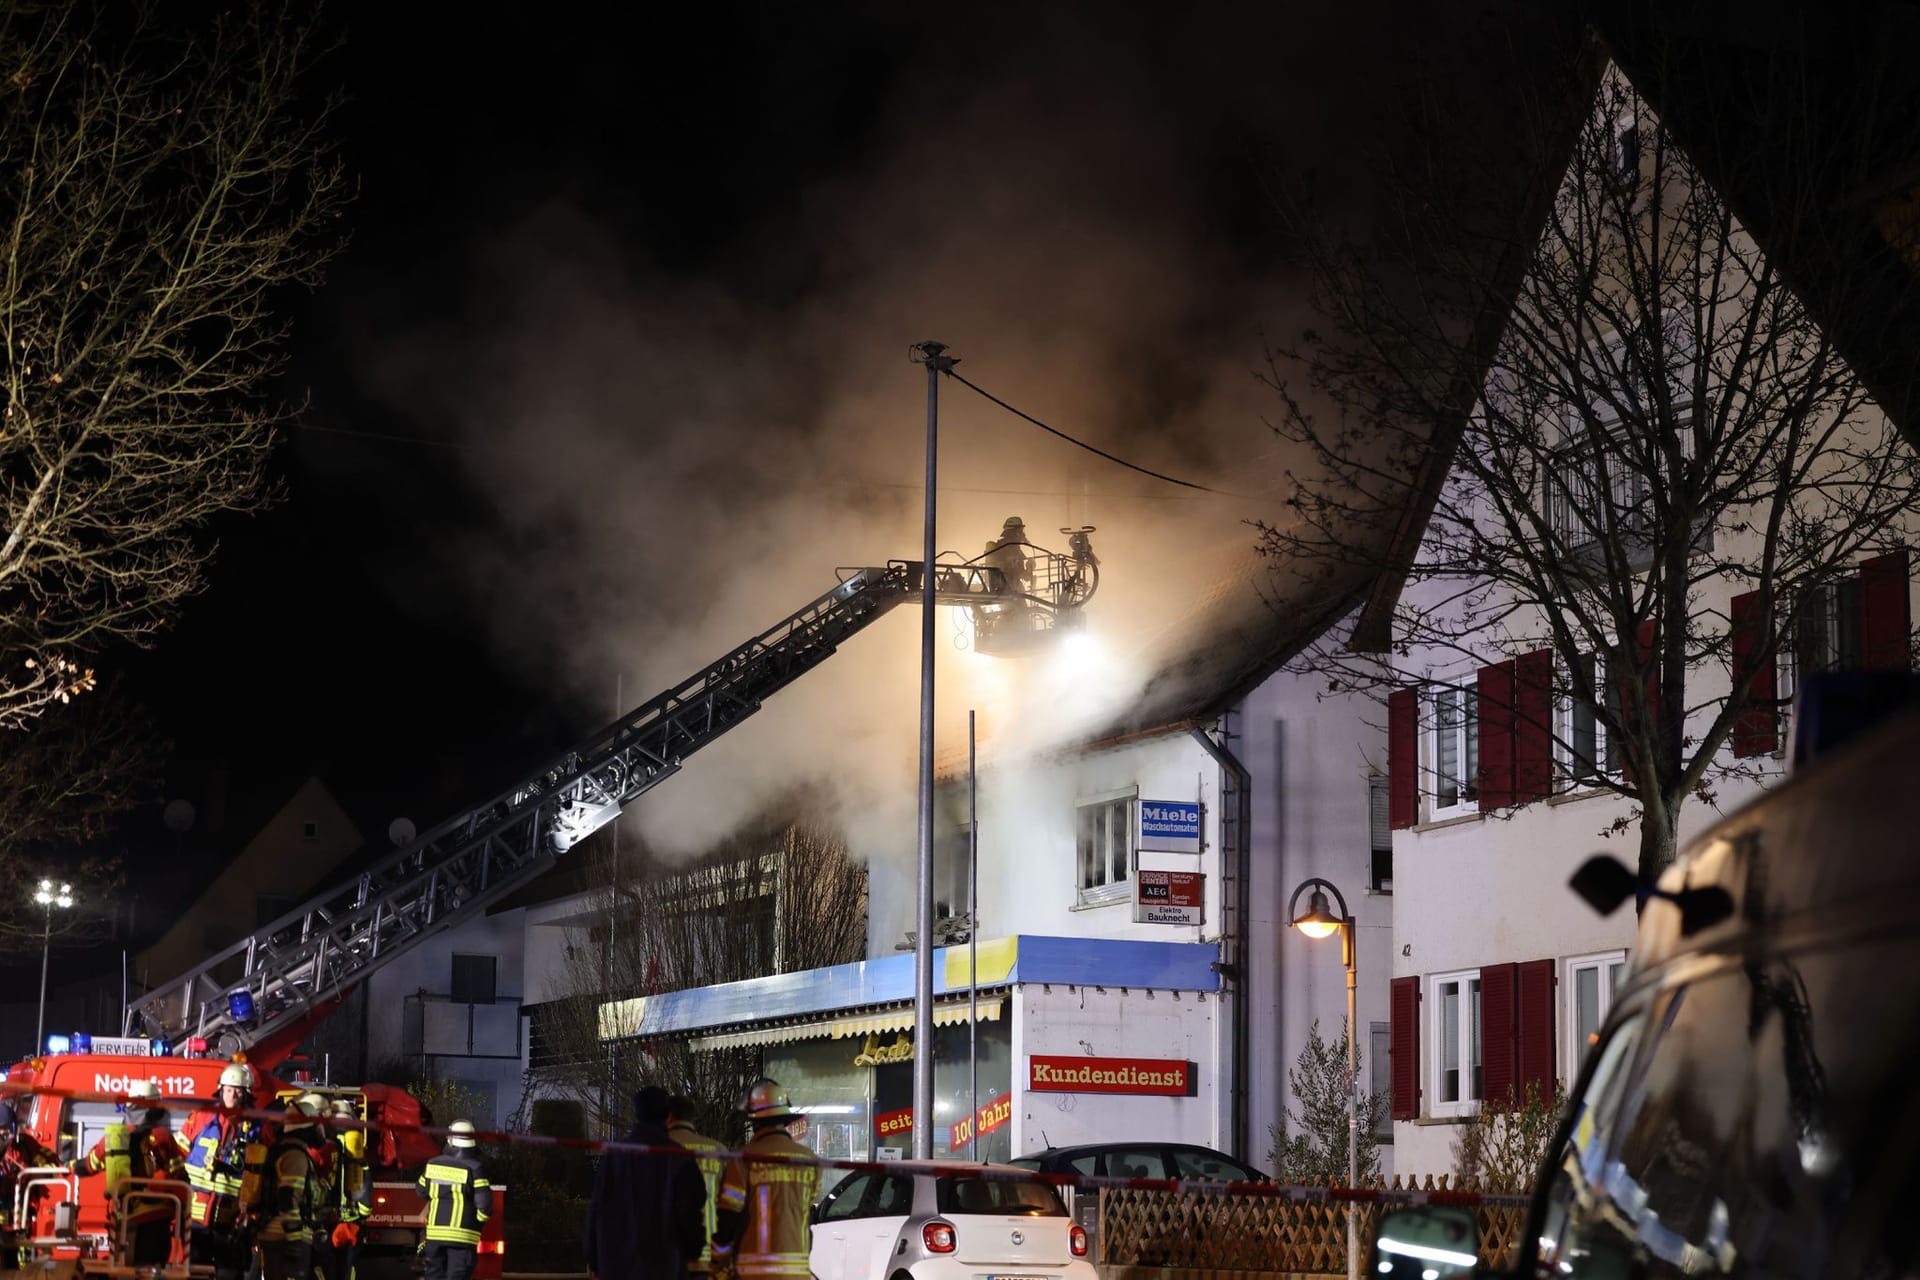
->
xmin=1192 ymin=717 xmax=1252 ymax=1163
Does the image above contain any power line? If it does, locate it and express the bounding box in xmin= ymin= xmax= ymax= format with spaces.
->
xmin=944 ymin=369 xmax=1247 ymax=497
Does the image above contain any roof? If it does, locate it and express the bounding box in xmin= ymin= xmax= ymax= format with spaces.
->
xmin=597 ymin=934 xmax=1220 ymax=1044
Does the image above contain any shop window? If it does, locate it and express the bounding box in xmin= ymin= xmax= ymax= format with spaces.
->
xmin=1075 ymin=793 xmax=1134 ymax=906
xmin=1565 ymin=950 xmax=1628 ymax=1074
xmin=1429 ymin=969 xmax=1482 ymax=1117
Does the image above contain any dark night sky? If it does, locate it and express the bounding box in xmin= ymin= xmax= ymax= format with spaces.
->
xmin=112 ymin=1 xmax=1572 ymax=905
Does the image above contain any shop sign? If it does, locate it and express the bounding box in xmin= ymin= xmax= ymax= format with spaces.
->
xmin=1028 ymin=1054 xmax=1193 ymax=1096
xmin=874 ymin=1106 xmax=914 ymax=1139
xmin=852 ymin=1032 xmax=913 ymax=1067
xmin=1137 ymin=799 xmax=1201 ymax=853
xmin=948 ymin=1093 xmax=1013 ymax=1150
xmin=1134 ymin=869 xmax=1204 ymax=925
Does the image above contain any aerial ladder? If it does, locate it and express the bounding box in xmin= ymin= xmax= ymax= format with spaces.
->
xmin=124 ymin=528 xmax=1099 ymax=1055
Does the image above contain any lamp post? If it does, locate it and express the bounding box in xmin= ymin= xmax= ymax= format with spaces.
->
xmin=1289 ymin=877 xmax=1357 ymax=1280
xmin=908 ymin=340 xmax=956 ymax=1158
xmin=33 ymin=879 xmax=74 ymax=1054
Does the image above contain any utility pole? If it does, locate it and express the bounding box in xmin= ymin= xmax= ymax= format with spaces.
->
xmin=967 ymin=708 xmax=979 ymax=1156
xmin=909 ymin=340 xmax=955 ymax=1159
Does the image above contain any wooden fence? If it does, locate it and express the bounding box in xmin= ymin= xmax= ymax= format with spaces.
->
xmin=1097 ymin=1174 xmax=1527 ymax=1278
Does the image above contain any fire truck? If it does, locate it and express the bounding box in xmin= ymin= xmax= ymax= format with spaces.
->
xmin=9 ymin=530 xmax=1098 ymax=1275
xmin=4 ymin=1044 xmax=504 ymax=1278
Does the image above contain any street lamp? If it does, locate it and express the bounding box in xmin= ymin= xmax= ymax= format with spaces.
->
xmin=1289 ymin=876 xmax=1357 ymax=1280
xmin=33 ymin=879 xmax=74 ymax=1054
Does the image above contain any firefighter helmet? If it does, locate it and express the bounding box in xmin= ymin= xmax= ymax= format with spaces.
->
xmin=742 ymin=1077 xmax=797 ymax=1121
xmin=125 ymin=1079 xmax=160 ymax=1101
xmin=329 ymin=1098 xmax=358 ymax=1118
xmin=284 ymin=1094 xmax=321 ymax=1128
xmin=447 ymin=1120 xmax=477 ymax=1149
xmin=218 ymin=1062 xmax=254 ymax=1090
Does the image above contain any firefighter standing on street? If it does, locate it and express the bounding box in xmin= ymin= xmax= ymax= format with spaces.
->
xmin=323 ymin=1098 xmax=370 ymax=1280
xmin=666 ymin=1096 xmax=723 ymax=1276
xmin=710 ymin=1079 xmax=817 ymax=1280
xmin=256 ymin=1095 xmax=330 ymax=1280
xmin=417 ymin=1120 xmax=491 ymax=1280
xmin=181 ymin=1060 xmax=274 ymax=1280
xmin=68 ymin=1079 xmax=187 ymax=1265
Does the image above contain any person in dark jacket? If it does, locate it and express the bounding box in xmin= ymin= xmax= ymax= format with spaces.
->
xmin=583 ymin=1086 xmax=706 ymax=1280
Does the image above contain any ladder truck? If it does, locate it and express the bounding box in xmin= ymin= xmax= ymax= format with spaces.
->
xmin=7 ymin=528 xmax=1098 ymax=1277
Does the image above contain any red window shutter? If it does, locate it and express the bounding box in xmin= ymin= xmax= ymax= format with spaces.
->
xmin=1479 ymin=963 xmax=1519 ymax=1109
xmin=1389 ymin=976 xmax=1421 ymax=1121
xmin=1860 ymin=550 xmax=1911 ymax=672
xmin=1729 ymin=590 xmax=1777 ymax=757
xmin=1513 ymin=649 xmax=1554 ymax=802
xmin=1387 ymin=689 xmax=1418 ymax=830
xmin=1477 ymin=662 xmax=1516 ymax=811
xmin=1516 ymin=959 xmax=1557 ymax=1101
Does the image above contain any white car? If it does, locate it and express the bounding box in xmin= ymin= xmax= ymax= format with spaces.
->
xmin=808 ymin=1162 xmax=1096 ymax=1280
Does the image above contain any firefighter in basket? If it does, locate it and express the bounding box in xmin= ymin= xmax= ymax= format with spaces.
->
xmin=68 ymin=1079 xmax=187 ymax=1266
xmin=710 ymin=1079 xmax=817 ymax=1280
xmin=180 ymin=1060 xmax=275 ymax=1280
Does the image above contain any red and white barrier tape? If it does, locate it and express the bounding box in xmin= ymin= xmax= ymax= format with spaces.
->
xmin=0 ymin=1081 xmax=1532 ymax=1209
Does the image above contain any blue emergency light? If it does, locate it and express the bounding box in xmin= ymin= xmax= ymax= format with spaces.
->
xmin=44 ymin=1034 xmax=70 ymax=1055
xmin=151 ymin=1038 xmax=170 ymax=1057
xmin=71 ymin=1033 xmax=92 ymax=1054
xmin=227 ymin=989 xmax=255 ymax=1022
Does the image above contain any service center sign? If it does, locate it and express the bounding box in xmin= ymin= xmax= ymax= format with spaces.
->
xmin=1029 ymin=1055 xmax=1193 ymax=1096
xmin=1134 ymin=869 xmax=1204 ymax=925
xmin=1137 ymin=799 xmax=1201 ymax=853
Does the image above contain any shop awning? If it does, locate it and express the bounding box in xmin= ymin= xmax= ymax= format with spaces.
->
xmin=688 ymin=995 xmax=1004 ymax=1053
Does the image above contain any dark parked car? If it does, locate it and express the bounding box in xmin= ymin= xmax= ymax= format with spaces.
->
xmin=1008 ymin=1143 xmax=1268 ymax=1186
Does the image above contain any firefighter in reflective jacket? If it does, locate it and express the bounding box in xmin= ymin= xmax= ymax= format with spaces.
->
xmin=710 ymin=1079 xmax=817 ymax=1280
xmin=0 ymin=1101 xmax=57 ymax=1267
xmin=323 ymin=1098 xmax=371 ymax=1280
xmin=417 ymin=1121 xmax=491 ymax=1280
xmin=68 ymin=1079 xmax=187 ymax=1265
xmin=256 ymin=1095 xmax=330 ymax=1280
xmin=180 ymin=1060 xmax=274 ymax=1280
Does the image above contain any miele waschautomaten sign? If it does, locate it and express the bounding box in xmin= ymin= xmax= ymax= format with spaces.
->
xmin=1137 ymin=799 xmax=1202 ymax=853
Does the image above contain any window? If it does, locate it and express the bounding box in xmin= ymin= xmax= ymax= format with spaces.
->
xmin=450 ymin=953 xmax=497 ymax=1004
xmin=1367 ymin=776 xmax=1393 ymax=892
xmin=1075 ymin=794 xmax=1134 ymax=904
xmin=1170 ymin=1148 xmax=1264 ymax=1182
xmin=817 ymin=1171 xmax=878 ymax=1221
xmin=1430 ymin=970 xmax=1482 ymax=1117
xmin=1565 ymin=950 xmax=1628 ymax=1074
xmin=1429 ymin=687 xmax=1478 ymax=817
xmin=1369 ymin=1021 xmax=1394 ymax=1141
xmin=936 ymin=1176 xmax=1063 ymax=1217
xmin=1565 ymin=653 xmax=1621 ymax=783
xmin=301 ymin=820 xmax=319 ymax=841
xmin=1796 ymin=580 xmax=1864 ymax=676
xmin=1100 ymin=1148 xmax=1170 ymax=1180
xmin=1546 ymin=440 xmax=1649 ymax=551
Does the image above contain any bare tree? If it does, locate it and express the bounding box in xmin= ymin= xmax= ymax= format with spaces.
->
xmin=0 ymin=3 xmax=349 ymax=727
xmin=1262 ymin=61 xmax=1920 ymax=879
xmin=529 ymin=817 xmax=869 ymax=1139
xmin=0 ymin=683 xmax=157 ymax=953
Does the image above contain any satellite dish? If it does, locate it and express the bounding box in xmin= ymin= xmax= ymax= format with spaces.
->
xmin=388 ymin=817 xmax=417 ymax=847
xmin=163 ymin=799 xmax=196 ymax=834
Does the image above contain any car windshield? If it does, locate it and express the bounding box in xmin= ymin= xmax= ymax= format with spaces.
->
xmin=936 ymin=1175 xmax=1064 ymax=1217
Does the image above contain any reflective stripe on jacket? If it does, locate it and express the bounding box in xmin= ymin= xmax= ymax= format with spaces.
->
xmin=666 ymin=1123 xmax=723 ymax=1264
xmin=181 ymin=1110 xmax=268 ymax=1227
xmin=72 ymin=1126 xmax=187 ymax=1226
xmin=712 ymin=1130 xmax=816 ymax=1273
xmin=417 ymin=1151 xmax=491 ymax=1245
